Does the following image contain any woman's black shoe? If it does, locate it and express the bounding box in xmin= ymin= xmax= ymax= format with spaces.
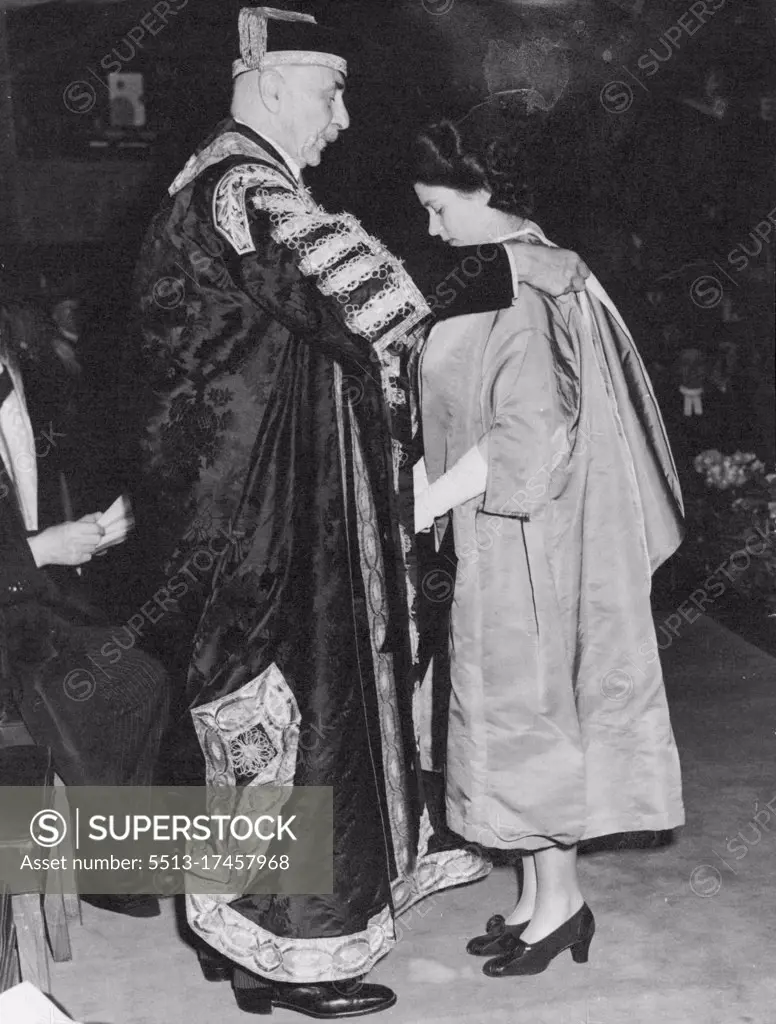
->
xmin=483 ymin=903 xmax=594 ymax=977
xmin=232 ymin=971 xmax=397 ymax=1017
xmin=81 ymin=894 xmax=161 ymax=918
xmin=466 ymin=914 xmax=529 ymax=956
xmin=197 ymin=945 xmax=233 ymax=982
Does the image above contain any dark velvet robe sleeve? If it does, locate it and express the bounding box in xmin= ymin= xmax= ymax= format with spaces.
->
xmin=409 ymin=244 xmax=516 ymax=322
xmin=217 ymin=174 xmax=390 ymax=383
xmin=131 ymin=167 xmax=405 ymax=693
xmin=231 ymin=213 xmax=378 ymax=374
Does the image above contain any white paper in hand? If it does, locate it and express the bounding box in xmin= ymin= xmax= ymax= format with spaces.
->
xmin=94 ymin=494 xmax=134 ymax=553
xmin=97 ymin=494 xmax=132 ymax=528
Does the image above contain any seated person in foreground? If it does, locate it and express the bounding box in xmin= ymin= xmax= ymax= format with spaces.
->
xmin=0 ymin=316 xmax=170 ymax=915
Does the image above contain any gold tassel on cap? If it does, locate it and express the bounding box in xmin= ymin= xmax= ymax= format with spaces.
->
xmin=232 ymin=6 xmax=347 ymax=78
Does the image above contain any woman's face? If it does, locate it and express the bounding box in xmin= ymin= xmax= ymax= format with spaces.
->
xmin=414 ymin=183 xmax=493 ymax=246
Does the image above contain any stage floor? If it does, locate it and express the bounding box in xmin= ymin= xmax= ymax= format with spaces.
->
xmin=47 ymin=611 xmax=776 ymax=1024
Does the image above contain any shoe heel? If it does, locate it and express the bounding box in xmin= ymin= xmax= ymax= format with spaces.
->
xmin=201 ymin=962 xmax=230 ymax=983
xmin=233 ymin=988 xmax=273 ymax=1014
xmin=253 ymin=993 xmax=273 ymax=1015
xmin=196 ymin=947 xmax=232 ymax=983
xmin=571 ymin=933 xmax=593 ymax=964
xmin=233 ymin=978 xmax=274 ymax=1015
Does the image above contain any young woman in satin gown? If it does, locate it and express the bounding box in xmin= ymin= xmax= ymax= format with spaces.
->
xmin=411 ymin=105 xmax=685 ymax=977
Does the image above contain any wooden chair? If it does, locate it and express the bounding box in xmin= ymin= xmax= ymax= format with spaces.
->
xmin=0 ymin=711 xmax=80 ymax=994
xmin=0 ymin=880 xmax=17 ymax=993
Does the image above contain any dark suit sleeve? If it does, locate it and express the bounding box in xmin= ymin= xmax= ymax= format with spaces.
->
xmin=0 ymin=468 xmax=50 ymax=607
xmin=411 ymin=244 xmax=516 ymax=322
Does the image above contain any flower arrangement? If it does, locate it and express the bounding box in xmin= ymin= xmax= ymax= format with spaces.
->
xmin=693 ymin=449 xmax=767 ymax=491
xmin=683 ymin=450 xmax=776 ymax=614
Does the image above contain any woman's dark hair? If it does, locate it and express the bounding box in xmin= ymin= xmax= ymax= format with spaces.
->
xmin=413 ymin=104 xmax=545 ymax=218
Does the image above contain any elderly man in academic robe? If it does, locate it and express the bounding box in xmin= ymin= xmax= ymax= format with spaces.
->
xmin=133 ymin=6 xmax=588 ymax=1017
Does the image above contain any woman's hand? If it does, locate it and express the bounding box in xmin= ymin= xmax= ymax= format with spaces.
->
xmin=508 ymin=244 xmax=590 ymax=297
xmin=415 ymin=489 xmax=435 ymax=534
xmin=414 ymin=458 xmax=434 ymax=533
xmin=28 ymin=513 xmax=105 ymax=568
xmin=414 ymin=446 xmax=488 ymax=532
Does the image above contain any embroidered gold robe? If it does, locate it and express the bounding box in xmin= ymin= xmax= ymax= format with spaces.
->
xmin=133 ymin=121 xmax=489 ymax=983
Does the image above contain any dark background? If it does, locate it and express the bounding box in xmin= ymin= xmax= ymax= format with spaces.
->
xmin=1 ymin=0 xmax=774 ymax=492
xmin=3 ymin=0 xmax=775 ymax=298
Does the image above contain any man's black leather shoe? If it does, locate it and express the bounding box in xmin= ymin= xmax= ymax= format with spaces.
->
xmin=81 ymin=894 xmax=161 ymax=918
xmin=196 ymin=944 xmax=233 ymax=982
xmin=232 ymin=973 xmax=397 ymax=1018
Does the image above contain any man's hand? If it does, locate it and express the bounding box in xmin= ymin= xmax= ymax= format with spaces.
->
xmin=508 ymin=243 xmax=590 ymax=297
xmin=28 ymin=513 xmax=105 ymax=568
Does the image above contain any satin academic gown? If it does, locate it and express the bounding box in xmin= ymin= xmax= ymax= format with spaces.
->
xmin=420 ymin=225 xmax=685 ymax=850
